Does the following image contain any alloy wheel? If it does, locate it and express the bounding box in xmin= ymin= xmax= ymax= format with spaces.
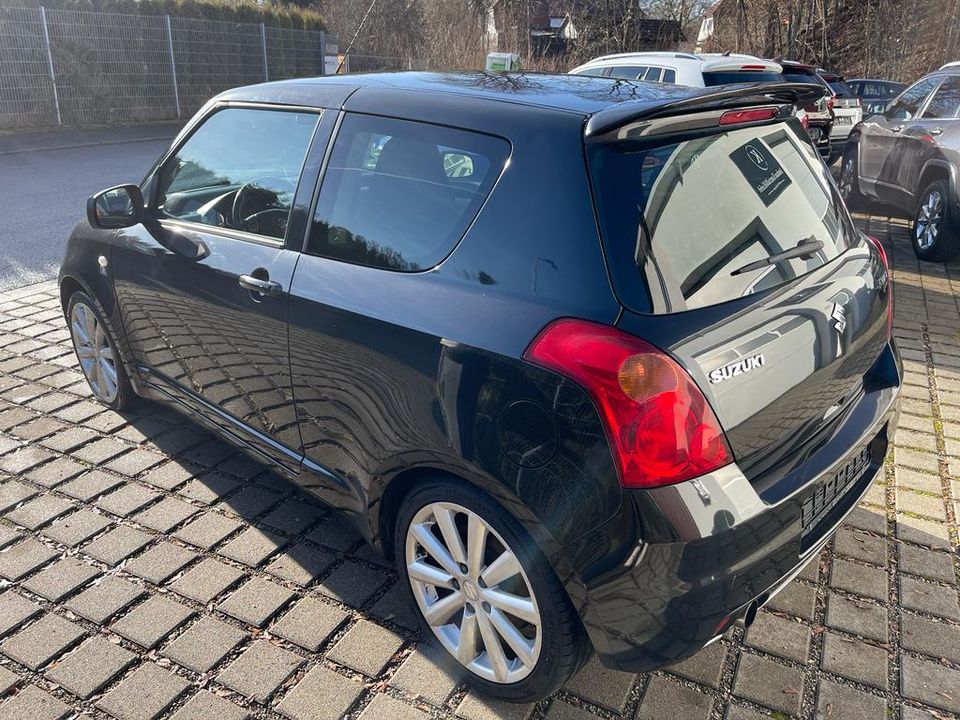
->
xmin=916 ymin=189 xmax=943 ymax=251
xmin=404 ymin=501 xmax=542 ymax=684
xmin=70 ymin=302 xmax=119 ymax=403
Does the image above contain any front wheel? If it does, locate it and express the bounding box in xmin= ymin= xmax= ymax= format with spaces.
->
xmin=395 ymin=480 xmax=589 ymax=702
xmin=67 ymin=291 xmax=136 ymax=411
xmin=838 ymin=146 xmax=866 ymax=210
xmin=912 ymin=179 xmax=960 ymax=262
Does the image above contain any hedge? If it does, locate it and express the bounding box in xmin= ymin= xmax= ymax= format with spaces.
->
xmin=13 ymin=0 xmax=326 ymax=31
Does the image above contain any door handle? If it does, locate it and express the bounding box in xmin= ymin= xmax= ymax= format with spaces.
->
xmin=239 ymin=274 xmax=282 ymax=297
xmin=931 ymin=127 xmax=944 ymax=135
xmin=892 ymin=125 xmax=904 ymax=133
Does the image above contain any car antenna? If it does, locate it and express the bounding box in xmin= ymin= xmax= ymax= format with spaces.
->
xmin=335 ymin=0 xmax=380 ymax=75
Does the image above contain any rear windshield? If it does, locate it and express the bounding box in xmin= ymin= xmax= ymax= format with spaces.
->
xmin=782 ymin=71 xmax=828 ymax=89
xmin=588 ymin=122 xmax=856 ymax=314
xmin=828 ymin=80 xmax=855 ymax=97
xmin=703 ymin=71 xmax=783 ymax=86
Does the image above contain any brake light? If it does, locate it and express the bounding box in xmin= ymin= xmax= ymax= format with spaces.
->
xmin=798 ymin=110 xmax=809 ymax=129
xmin=523 ymin=319 xmax=733 ymax=489
xmin=827 ymin=95 xmax=835 ymax=111
xmin=865 ymin=235 xmax=893 ymax=339
xmin=719 ymin=107 xmax=778 ymax=126
xmin=739 ymin=65 xmax=768 ymax=71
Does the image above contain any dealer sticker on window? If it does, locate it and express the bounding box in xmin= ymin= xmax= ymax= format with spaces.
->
xmin=729 ymin=140 xmax=792 ymax=207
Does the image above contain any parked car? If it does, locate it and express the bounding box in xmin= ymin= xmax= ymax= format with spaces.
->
xmin=62 ymin=71 xmax=900 ymax=701
xmin=776 ymin=60 xmax=836 ymax=159
xmin=840 ymin=66 xmax=960 ymax=261
xmin=568 ymin=51 xmax=782 ymax=87
xmin=848 ymin=78 xmax=907 ymax=116
xmin=818 ymin=69 xmax=864 ymax=163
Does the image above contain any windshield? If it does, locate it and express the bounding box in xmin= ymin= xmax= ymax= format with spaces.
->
xmin=703 ymin=71 xmax=783 ymax=86
xmin=587 ymin=121 xmax=857 ymax=314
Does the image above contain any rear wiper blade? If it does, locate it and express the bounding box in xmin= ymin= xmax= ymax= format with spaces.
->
xmin=730 ymin=238 xmax=824 ymax=276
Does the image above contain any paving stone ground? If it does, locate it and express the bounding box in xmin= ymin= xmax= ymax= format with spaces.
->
xmin=0 ymin=214 xmax=958 ymax=720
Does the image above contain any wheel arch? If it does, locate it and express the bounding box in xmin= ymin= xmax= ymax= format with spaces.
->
xmin=372 ymin=463 xmax=567 ymax=565
xmin=917 ymin=160 xmax=956 ymax=206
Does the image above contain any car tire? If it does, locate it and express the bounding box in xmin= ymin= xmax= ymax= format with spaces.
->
xmin=912 ymin=179 xmax=960 ymax=262
xmin=394 ymin=478 xmax=590 ymax=702
xmin=838 ymin=146 xmax=866 ymax=210
xmin=66 ymin=291 xmax=137 ymax=411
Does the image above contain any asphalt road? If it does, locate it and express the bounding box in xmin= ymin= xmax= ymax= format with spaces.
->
xmin=0 ymin=124 xmax=181 ymax=291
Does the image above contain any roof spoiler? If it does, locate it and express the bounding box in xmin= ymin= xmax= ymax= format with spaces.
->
xmin=585 ymin=82 xmax=825 ymax=138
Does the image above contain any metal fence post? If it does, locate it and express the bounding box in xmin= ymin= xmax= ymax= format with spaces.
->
xmin=38 ymin=6 xmax=62 ymax=126
xmin=165 ymin=16 xmax=181 ymax=118
xmin=260 ymin=23 xmax=269 ymax=81
xmin=319 ymin=31 xmax=325 ymax=76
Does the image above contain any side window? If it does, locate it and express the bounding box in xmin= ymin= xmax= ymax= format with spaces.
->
xmin=609 ymin=66 xmax=647 ymax=79
xmin=923 ymin=77 xmax=960 ymax=119
xmin=156 ymin=108 xmax=319 ymax=241
xmin=886 ymin=77 xmax=940 ymax=121
xmin=643 ymin=67 xmax=663 ymax=82
xmin=662 ymin=68 xmax=677 ymax=84
xmin=307 ymin=114 xmax=510 ymax=272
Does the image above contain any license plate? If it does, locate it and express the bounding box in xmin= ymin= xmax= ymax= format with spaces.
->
xmin=836 ymin=116 xmax=852 ymax=125
xmin=801 ymin=445 xmax=872 ymax=537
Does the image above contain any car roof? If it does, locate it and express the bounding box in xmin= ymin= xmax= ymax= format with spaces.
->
xmin=848 ymin=78 xmax=905 ymax=85
xmin=216 ymin=70 xmax=728 ymax=118
xmin=571 ymin=52 xmax=780 ymax=74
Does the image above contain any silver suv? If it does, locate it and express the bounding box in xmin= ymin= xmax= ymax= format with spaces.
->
xmin=840 ymin=64 xmax=960 ymax=261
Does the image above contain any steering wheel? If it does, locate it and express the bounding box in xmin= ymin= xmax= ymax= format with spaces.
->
xmin=231 ymin=178 xmax=296 ymax=236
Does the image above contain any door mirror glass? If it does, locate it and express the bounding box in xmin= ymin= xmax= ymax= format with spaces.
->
xmin=87 ymin=184 xmax=144 ymax=229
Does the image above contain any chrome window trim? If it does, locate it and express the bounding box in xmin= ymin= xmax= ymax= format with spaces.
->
xmin=158 ymin=218 xmax=285 ymax=248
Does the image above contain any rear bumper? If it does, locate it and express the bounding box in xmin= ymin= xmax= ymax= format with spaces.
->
xmin=562 ymin=341 xmax=901 ymax=672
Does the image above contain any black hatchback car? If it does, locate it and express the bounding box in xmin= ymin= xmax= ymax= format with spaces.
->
xmin=60 ymin=72 xmax=900 ymax=702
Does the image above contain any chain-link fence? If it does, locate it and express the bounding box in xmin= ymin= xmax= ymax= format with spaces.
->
xmin=0 ymin=6 xmax=334 ymax=129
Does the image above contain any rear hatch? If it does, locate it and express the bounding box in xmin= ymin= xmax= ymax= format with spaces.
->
xmin=586 ymin=110 xmax=890 ymax=491
xmin=701 ymin=57 xmax=783 ymax=88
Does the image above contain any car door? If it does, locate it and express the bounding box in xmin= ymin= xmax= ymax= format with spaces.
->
xmin=859 ymin=76 xmax=940 ymax=205
xmin=898 ymin=76 xmax=960 ymax=200
xmin=112 ymin=105 xmax=329 ymax=471
xmin=285 ymin=111 xmax=511 ymax=511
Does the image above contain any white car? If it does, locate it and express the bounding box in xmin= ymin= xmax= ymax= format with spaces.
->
xmin=568 ymin=51 xmax=783 ymax=88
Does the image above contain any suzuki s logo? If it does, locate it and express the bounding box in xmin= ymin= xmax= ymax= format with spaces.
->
xmin=709 ymin=353 xmax=766 ymax=384
xmin=831 ymin=302 xmax=847 ymax=334
xmin=745 ymin=144 xmax=768 ymax=171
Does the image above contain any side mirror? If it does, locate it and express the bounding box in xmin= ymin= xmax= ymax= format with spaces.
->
xmin=87 ymin=184 xmax=144 ymax=229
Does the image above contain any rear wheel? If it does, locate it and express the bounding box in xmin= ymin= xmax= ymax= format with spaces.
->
xmin=395 ymin=480 xmax=589 ymax=702
xmin=67 ymin=291 xmax=136 ymax=411
xmin=912 ymin=179 xmax=960 ymax=262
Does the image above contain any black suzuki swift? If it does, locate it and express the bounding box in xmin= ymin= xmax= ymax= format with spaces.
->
xmin=60 ymin=72 xmax=900 ymax=701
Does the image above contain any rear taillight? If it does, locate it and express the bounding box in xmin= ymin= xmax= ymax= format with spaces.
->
xmin=865 ymin=235 xmax=893 ymax=339
xmin=523 ymin=319 xmax=733 ymax=489
xmin=798 ymin=110 xmax=809 ymax=129
xmin=827 ymin=95 xmax=835 ymax=111
xmin=719 ymin=107 xmax=778 ymax=126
